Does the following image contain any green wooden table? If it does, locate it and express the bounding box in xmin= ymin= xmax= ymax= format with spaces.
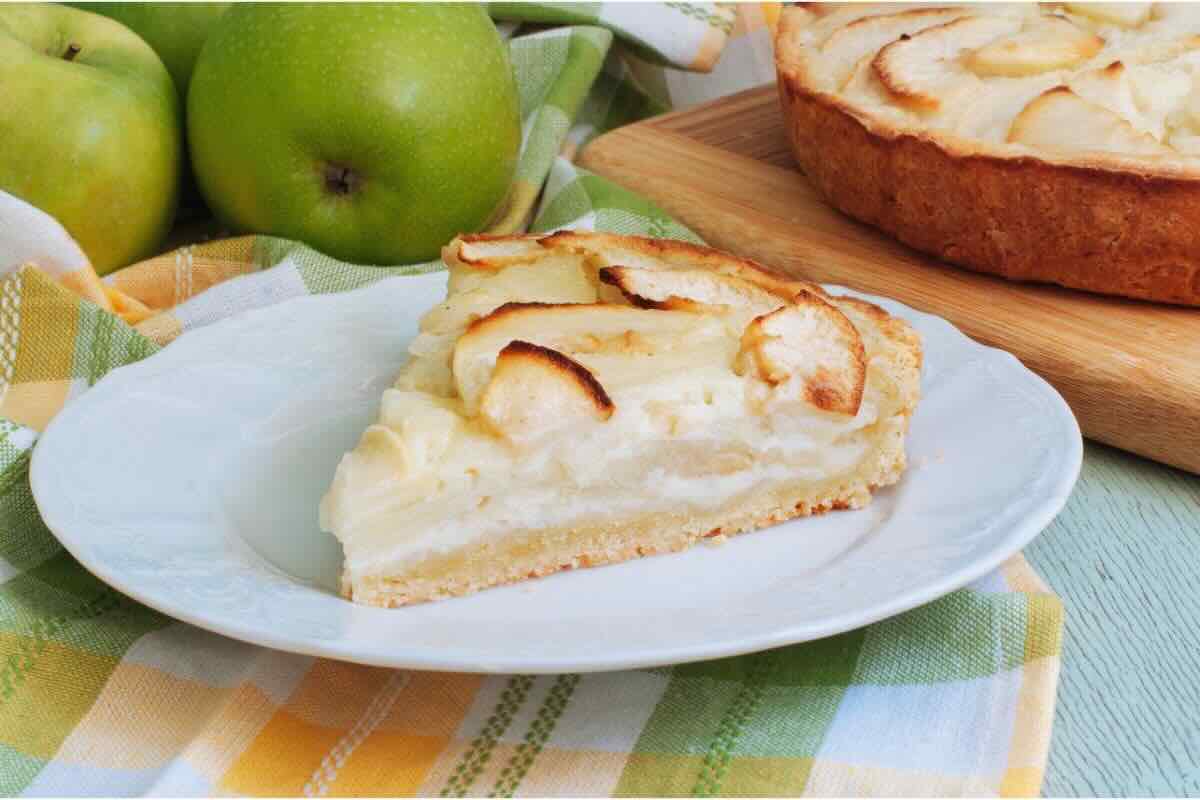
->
xmin=1026 ymin=443 xmax=1200 ymax=796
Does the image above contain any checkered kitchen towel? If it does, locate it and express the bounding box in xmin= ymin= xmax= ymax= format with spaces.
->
xmin=0 ymin=5 xmax=1063 ymax=796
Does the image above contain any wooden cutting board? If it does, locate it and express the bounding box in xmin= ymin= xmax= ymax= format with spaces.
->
xmin=579 ymin=85 xmax=1200 ymax=475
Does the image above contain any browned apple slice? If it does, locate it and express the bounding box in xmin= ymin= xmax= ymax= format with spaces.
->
xmin=821 ymin=7 xmax=968 ymax=88
xmin=452 ymin=302 xmax=714 ymax=413
xmin=346 ymin=425 xmax=409 ymax=480
xmin=479 ymin=341 xmax=614 ymax=446
xmin=1127 ymin=34 xmax=1200 ymax=66
xmin=1007 ymin=86 xmax=1168 ymax=155
xmin=443 ymin=233 xmax=547 ymax=271
xmin=737 ymin=291 xmax=866 ymax=416
xmin=1067 ymin=60 xmax=1157 ymax=137
xmin=317 ymin=423 xmax=442 ymax=533
xmin=422 ymin=264 xmax=598 ymax=337
xmin=597 ymin=265 xmax=789 ymax=317
xmin=426 ymin=236 xmax=598 ymax=336
xmin=537 ymin=229 xmax=824 ymax=300
xmin=873 ymin=15 xmax=1022 ymax=109
xmin=966 ymin=17 xmax=1103 ymax=77
xmin=377 ymin=389 xmax=462 ymax=469
xmin=1064 ymin=2 xmax=1151 ymax=28
xmin=1072 ymin=59 xmax=1194 ymax=143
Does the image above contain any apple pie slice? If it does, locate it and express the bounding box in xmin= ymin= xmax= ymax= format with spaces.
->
xmin=320 ymin=232 xmax=922 ymax=606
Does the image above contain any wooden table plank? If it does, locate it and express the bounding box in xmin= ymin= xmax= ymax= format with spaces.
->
xmin=1028 ymin=444 xmax=1200 ymax=796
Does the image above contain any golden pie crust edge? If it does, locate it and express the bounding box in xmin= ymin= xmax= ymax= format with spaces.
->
xmin=774 ymin=6 xmax=1200 ymax=307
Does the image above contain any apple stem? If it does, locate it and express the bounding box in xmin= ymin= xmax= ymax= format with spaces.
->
xmin=63 ymin=43 xmax=81 ymax=62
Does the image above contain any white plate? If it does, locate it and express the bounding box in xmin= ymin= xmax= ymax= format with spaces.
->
xmin=30 ymin=275 xmax=1081 ymax=673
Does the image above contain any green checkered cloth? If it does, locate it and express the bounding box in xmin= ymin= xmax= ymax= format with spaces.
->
xmin=0 ymin=5 xmax=1063 ymax=796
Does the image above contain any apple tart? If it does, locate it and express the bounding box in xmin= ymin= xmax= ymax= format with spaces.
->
xmin=320 ymin=232 xmax=922 ymax=607
xmin=776 ymin=3 xmax=1200 ymax=305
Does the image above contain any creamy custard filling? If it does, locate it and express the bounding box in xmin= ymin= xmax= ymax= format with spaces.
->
xmin=331 ymin=434 xmax=878 ymax=581
xmin=338 ymin=468 xmax=854 ymax=583
xmin=323 ymin=374 xmax=888 ymax=580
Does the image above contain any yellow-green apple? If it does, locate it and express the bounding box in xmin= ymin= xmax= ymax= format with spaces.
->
xmin=0 ymin=4 xmax=182 ymax=274
xmin=187 ymin=4 xmax=521 ymax=265
xmin=65 ymin=2 xmax=231 ymax=217
xmin=64 ymin=2 xmax=231 ymax=102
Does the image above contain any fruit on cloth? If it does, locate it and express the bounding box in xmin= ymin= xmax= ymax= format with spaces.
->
xmin=0 ymin=4 xmax=182 ymax=274
xmin=187 ymin=4 xmax=521 ymax=265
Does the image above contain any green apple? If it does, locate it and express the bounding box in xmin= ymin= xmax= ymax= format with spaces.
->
xmin=65 ymin=2 xmax=230 ymax=218
xmin=0 ymin=4 xmax=182 ymax=274
xmin=188 ymin=4 xmax=521 ymax=265
xmin=63 ymin=2 xmax=230 ymax=102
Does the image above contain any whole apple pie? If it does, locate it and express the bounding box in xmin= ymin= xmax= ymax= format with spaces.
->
xmin=320 ymin=232 xmax=922 ymax=607
xmin=776 ymin=3 xmax=1200 ymax=305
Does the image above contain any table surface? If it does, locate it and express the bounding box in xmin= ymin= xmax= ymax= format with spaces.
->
xmin=1025 ymin=444 xmax=1200 ymax=796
